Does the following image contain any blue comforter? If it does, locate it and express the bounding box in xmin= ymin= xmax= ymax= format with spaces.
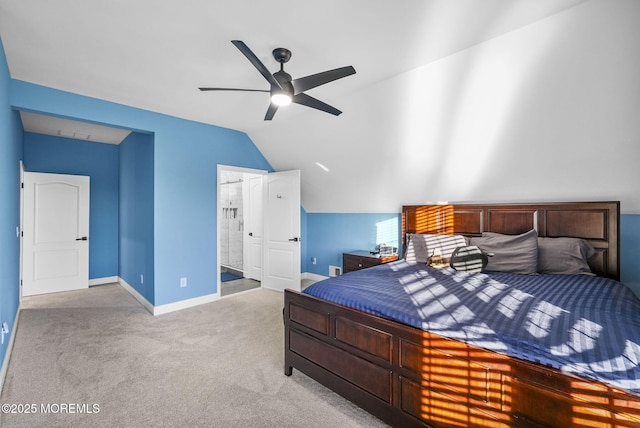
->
xmin=304 ymin=260 xmax=640 ymax=393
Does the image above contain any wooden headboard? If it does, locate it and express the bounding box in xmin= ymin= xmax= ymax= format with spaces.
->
xmin=402 ymin=201 xmax=620 ymax=280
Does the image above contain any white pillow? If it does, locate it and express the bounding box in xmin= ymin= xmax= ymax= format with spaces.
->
xmin=405 ymin=233 xmax=468 ymax=264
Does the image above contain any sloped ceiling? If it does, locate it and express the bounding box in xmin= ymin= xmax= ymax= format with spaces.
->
xmin=0 ymin=0 xmax=594 ymax=211
xmin=20 ymin=111 xmax=131 ymax=144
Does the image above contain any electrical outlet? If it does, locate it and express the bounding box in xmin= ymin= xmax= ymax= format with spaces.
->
xmin=180 ymin=277 xmax=187 ymax=288
xmin=311 ymin=257 xmax=317 ymax=265
xmin=140 ymin=274 xmax=144 ymax=284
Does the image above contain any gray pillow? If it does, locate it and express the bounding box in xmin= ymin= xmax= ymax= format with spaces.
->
xmin=405 ymin=233 xmax=468 ymax=264
xmin=537 ymin=237 xmax=596 ymax=275
xmin=470 ymin=229 xmax=538 ymax=274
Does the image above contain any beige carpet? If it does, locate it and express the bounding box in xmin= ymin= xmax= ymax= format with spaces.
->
xmin=0 ymin=284 xmax=388 ymax=427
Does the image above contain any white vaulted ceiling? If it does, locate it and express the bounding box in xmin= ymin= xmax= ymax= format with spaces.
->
xmin=6 ymin=0 xmax=629 ymax=213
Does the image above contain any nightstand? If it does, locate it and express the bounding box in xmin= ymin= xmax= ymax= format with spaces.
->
xmin=342 ymin=250 xmax=399 ymax=273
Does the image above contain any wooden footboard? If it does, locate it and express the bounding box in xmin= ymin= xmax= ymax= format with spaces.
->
xmin=284 ymin=289 xmax=640 ymax=428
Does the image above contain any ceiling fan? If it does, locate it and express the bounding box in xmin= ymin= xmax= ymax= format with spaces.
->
xmin=199 ymin=40 xmax=356 ymax=121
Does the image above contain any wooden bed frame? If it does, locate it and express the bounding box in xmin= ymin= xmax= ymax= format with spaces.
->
xmin=284 ymin=202 xmax=640 ymax=427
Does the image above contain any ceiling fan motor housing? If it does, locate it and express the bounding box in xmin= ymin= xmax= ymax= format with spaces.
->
xmin=272 ymin=48 xmax=292 ymax=64
xmin=273 ymin=70 xmax=294 ymax=96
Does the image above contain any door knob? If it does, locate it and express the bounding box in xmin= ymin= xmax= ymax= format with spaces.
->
xmin=288 ymin=237 xmax=300 ymax=242
xmin=76 ymin=237 xmax=88 ymax=241
xmin=248 ymin=232 xmax=253 ymax=236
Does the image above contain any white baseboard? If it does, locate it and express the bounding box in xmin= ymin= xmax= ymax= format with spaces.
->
xmin=302 ymin=272 xmax=328 ymax=282
xmin=117 ymin=277 xmax=219 ymax=316
xmin=153 ymin=293 xmax=219 ymax=316
xmin=0 ymin=308 xmax=20 ymax=395
xmin=118 ymin=277 xmax=154 ymax=315
xmin=89 ymin=276 xmax=119 ymax=286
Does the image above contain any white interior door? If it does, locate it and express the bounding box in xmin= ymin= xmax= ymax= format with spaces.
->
xmin=245 ymin=175 xmax=263 ymax=281
xmin=262 ymin=170 xmax=301 ymax=292
xmin=22 ymin=172 xmax=90 ymax=297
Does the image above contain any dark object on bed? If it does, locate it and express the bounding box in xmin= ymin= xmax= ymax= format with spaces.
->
xmin=449 ymin=245 xmax=490 ymax=272
xmin=284 ymin=202 xmax=640 ymax=427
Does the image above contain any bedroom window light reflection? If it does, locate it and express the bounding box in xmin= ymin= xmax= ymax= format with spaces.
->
xmin=526 ymin=301 xmax=568 ymax=339
xmin=497 ymin=289 xmax=533 ymax=319
xmin=315 ymin=162 xmax=329 ymax=172
xmin=376 ymin=217 xmax=399 ymax=252
xmin=414 ymin=205 xmax=455 ymax=235
xmin=551 ymin=318 xmax=602 ymax=356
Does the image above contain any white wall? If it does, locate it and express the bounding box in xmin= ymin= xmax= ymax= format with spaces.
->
xmin=252 ymin=0 xmax=640 ymax=214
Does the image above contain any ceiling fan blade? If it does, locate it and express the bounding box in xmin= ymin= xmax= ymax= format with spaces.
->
xmin=199 ymin=87 xmax=269 ymax=92
xmin=231 ymin=40 xmax=282 ymax=90
xmin=292 ymin=93 xmax=342 ymax=116
xmin=291 ymin=66 xmax=356 ymax=94
xmin=264 ymin=103 xmax=278 ymax=121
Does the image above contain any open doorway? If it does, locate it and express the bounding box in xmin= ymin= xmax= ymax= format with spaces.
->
xmin=19 ymin=111 xmax=148 ymax=299
xmin=218 ymin=165 xmax=265 ymax=297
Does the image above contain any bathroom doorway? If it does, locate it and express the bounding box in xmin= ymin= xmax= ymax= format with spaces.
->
xmin=218 ymin=166 xmax=265 ymax=297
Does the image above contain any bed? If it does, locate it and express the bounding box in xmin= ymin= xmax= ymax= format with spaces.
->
xmin=283 ymin=201 xmax=640 ymax=427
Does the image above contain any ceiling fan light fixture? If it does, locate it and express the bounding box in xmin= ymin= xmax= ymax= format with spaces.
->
xmin=271 ymin=92 xmax=292 ymax=106
xmin=199 ymin=41 xmax=356 ymax=120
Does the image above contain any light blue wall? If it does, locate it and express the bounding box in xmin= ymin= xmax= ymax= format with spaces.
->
xmin=154 ymin=121 xmax=272 ymax=304
xmin=306 ymin=213 xmax=401 ymax=276
xmin=23 ymin=133 xmax=120 ymax=280
xmin=621 ymin=215 xmax=640 ymax=297
xmin=9 ymin=79 xmax=272 ymax=306
xmin=119 ymin=132 xmax=154 ymax=302
xmin=0 ymin=40 xmax=22 ymax=376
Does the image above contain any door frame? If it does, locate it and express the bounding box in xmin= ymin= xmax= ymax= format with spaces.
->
xmin=19 ymin=161 xmax=24 ymax=303
xmin=244 ymin=174 xmax=264 ymax=281
xmin=216 ymin=165 xmax=267 ymax=298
